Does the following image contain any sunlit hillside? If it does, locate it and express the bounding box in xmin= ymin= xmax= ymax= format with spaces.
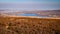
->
xmin=0 ymin=10 xmax=60 ymax=34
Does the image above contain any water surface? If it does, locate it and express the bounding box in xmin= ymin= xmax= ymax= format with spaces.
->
xmin=16 ymin=13 xmax=49 ymax=18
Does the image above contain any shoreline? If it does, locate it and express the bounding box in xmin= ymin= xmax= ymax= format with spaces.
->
xmin=1 ymin=15 xmax=60 ymax=19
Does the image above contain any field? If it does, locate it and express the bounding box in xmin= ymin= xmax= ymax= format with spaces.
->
xmin=0 ymin=16 xmax=60 ymax=34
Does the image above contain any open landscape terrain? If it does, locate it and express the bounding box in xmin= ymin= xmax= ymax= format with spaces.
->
xmin=0 ymin=10 xmax=60 ymax=34
xmin=0 ymin=10 xmax=60 ymax=17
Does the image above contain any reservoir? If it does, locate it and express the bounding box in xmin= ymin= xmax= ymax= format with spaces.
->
xmin=16 ymin=13 xmax=49 ymax=18
xmin=16 ymin=13 xmax=38 ymax=16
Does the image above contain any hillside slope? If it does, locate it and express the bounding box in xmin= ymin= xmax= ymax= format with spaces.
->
xmin=0 ymin=16 xmax=60 ymax=34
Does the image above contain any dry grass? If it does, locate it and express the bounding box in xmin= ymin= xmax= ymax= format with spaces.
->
xmin=0 ymin=16 xmax=60 ymax=34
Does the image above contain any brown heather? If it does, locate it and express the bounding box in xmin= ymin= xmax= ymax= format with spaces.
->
xmin=0 ymin=16 xmax=60 ymax=34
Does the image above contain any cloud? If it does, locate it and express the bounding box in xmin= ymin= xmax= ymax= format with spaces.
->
xmin=0 ymin=0 xmax=60 ymax=10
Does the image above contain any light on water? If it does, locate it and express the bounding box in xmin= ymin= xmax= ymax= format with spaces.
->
xmin=16 ymin=13 xmax=50 ymax=18
xmin=16 ymin=14 xmax=38 ymax=16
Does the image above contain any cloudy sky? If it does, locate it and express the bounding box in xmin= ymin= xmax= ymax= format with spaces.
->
xmin=0 ymin=0 xmax=60 ymax=10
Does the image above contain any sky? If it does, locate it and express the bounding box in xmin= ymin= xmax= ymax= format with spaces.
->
xmin=0 ymin=0 xmax=60 ymax=10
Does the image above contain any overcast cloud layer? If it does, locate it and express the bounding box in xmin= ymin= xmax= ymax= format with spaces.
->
xmin=0 ymin=0 xmax=60 ymax=10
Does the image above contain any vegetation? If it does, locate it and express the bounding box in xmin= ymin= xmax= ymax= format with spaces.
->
xmin=0 ymin=16 xmax=60 ymax=34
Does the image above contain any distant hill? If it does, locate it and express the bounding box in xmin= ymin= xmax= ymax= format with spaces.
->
xmin=0 ymin=10 xmax=60 ymax=17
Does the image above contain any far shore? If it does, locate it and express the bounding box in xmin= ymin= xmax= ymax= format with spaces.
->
xmin=1 ymin=14 xmax=60 ymax=19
